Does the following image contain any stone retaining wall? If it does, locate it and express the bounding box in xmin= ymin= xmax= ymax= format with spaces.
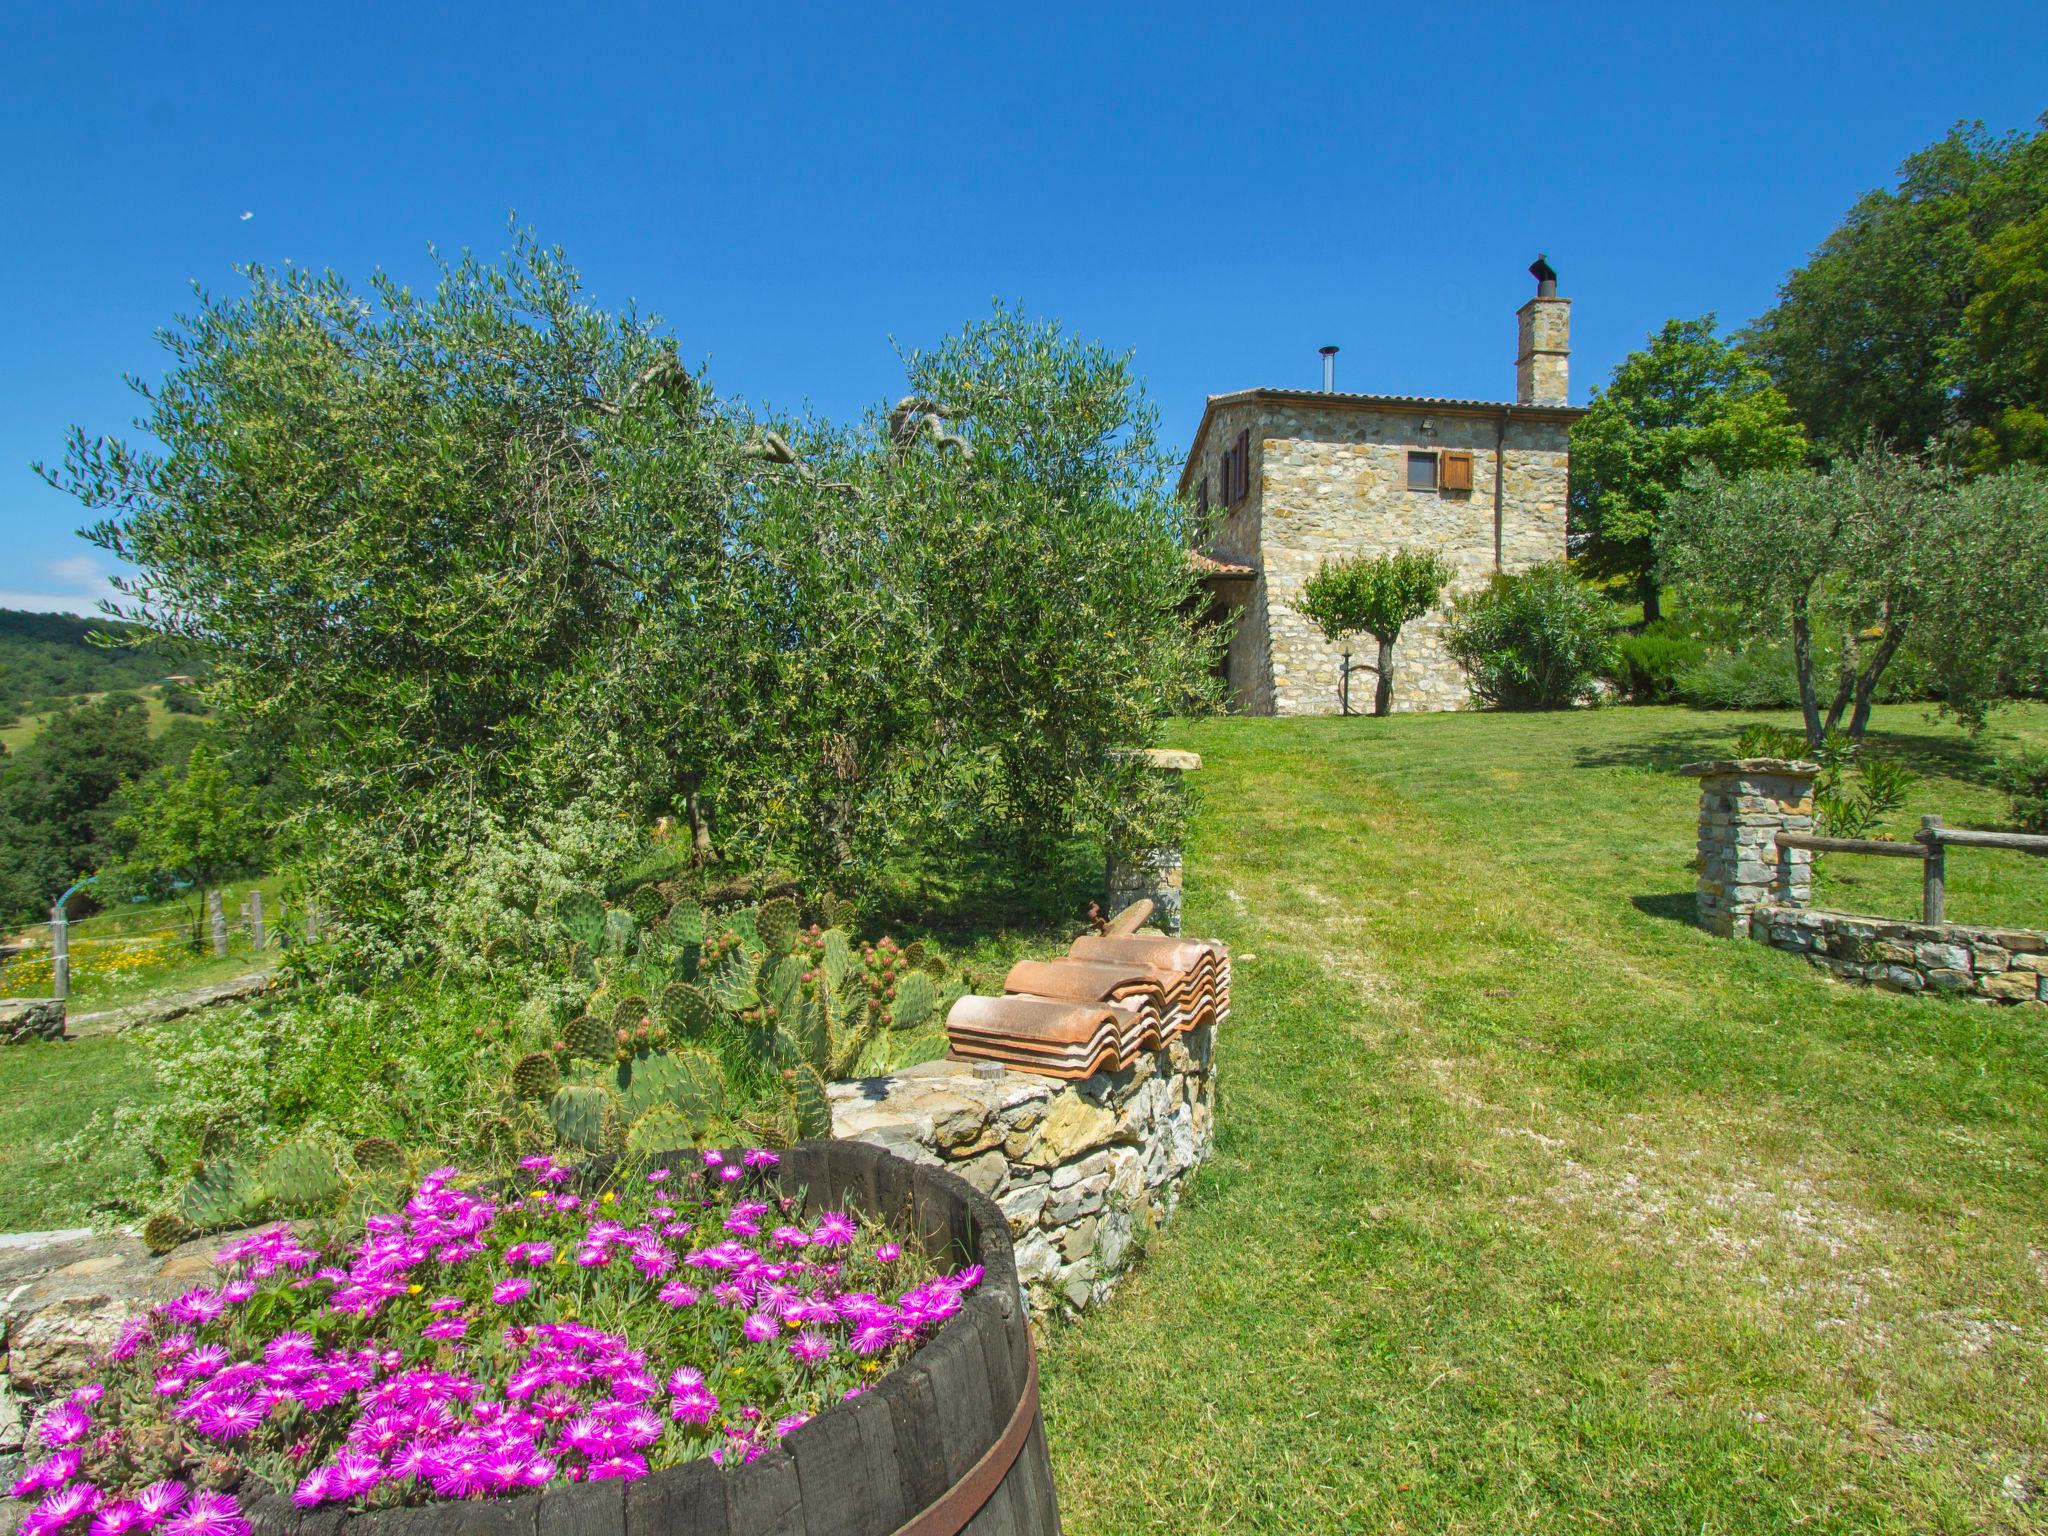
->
xmin=829 ymin=1024 xmax=1215 ymax=1322
xmin=0 ymin=1000 xmax=64 ymax=1047
xmin=1753 ymin=907 xmax=2048 ymax=1005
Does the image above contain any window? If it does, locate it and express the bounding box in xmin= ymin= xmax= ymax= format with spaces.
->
xmin=1196 ymin=476 xmax=1209 ymax=516
xmin=1218 ymin=429 xmax=1252 ymax=507
xmin=1441 ymin=450 xmax=1474 ymax=492
xmin=1407 ymin=451 xmax=1439 ymax=491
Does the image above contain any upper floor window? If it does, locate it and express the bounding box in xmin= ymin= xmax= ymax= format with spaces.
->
xmin=1407 ymin=451 xmax=1438 ymax=491
xmin=1219 ymin=429 xmax=1251 ymax=507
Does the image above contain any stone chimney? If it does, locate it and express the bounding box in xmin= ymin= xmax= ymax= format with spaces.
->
xmin=1515 ymin=255 xmax=1571 ymax=405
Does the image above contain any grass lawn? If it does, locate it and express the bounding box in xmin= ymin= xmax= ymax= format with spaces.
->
xmin=1041 ymin=701 xmax=2048 ymax=1533
xmin=0 ymin=1031 xmax=162 ymax=1229
xmin=0 ymin=684 xmax=187 ymax=752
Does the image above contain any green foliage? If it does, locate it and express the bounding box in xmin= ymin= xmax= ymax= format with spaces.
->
xmin=1568 ymin=316 xmax=1807 ymax=617
xmin=1443 ymin=568 xmax=1615 ymax=711
xmin=1662 ymin=446 xmax=2048 ymax=740
xmin=0 ymin=693 xmax=159 ymax=922
xmin=1963 ymin=205 xmax=2048 ymax=471
xmin=546 ymin=1083 xmax=614 ymax=1155
xmin=1299 ymin=549 xmax=1455 ymax=717
xmin=350 ymin=1135 xmax=407 ymax=1172
xmin=108 ymin=741 xmax=264 ymax=914
xmin=1742 ymin=116 xmax=2048 ymax=458
xmin=1607 ymin=624 xmax=1707 ymax=704
xmin=556 ymin=893 xmax=607 ymax=950
xmin=791 ymin=1062 xmax=832 ymax=1141
xmin=1995 ymin=748 xmax=2048 ymax=831
xmin=1731 ymin=724 xmax=1915 ymax=839
xmin=0 ymin=609 xmax=188 ymax=713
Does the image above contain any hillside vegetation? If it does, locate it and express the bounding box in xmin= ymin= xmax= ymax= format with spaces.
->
xmin=0 ymin=608 xmax=190 ymax=714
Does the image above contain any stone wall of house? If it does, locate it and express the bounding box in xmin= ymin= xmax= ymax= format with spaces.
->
xmin=1191 ymin=401 xmax=1569 ymax=715
xmin=1753 ymin=908 xmax=2048 ymax=1005
xmin=828 ymin=1024 xmax=1215 ymax=1322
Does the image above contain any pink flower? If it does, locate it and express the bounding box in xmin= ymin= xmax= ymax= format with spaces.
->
xmin=741 ymin=1313 xmax=778 ymax=1343
xmin=874 ymin=1242 xmax=902 ymax=1263
xmin=24 ymin=1482 xmax=100 ymax=1536
xmin=743 ymin=1149 xmax=780 ymax=1168
xmin=646 ymin=1169 xmax=670 ymax=1184
xmin=583 ymin=1455 xmax=648 ymax=1482
xmin=772 ymin=1411 xmax=811 ymax=1438
xmin=133 ymin=1484 xmax=186 ymax=1527
xmin=808 ymin=1212 xmax=858 ymax=1248
xmin=421 ymin=1317 xmax=468 ymax=1342
xmin=162 ymin=1490 xmax=244 ymax=1536
xmin=787 ymin=1332 xmax=832 ymax=1367
xmin=35 ymin=1402 xmax=92 ymax=1449
xmin=93 ymin=1502 xmax=147 ymax=1536
xmin=657 ymin=1282 xmax=699 ymax=1308
xmin=427 ymin=1295 xmax=465 ymax=1312
xmin=718 ymin=1167 xmax=742 ymax=1183
xmin=11 ymin=1450 xmax=83 ymax=1499
xmin=492 ymin=1278 xmax=533 ymax=1305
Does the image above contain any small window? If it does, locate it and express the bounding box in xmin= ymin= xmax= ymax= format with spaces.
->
xmin=1197 ymin=476 xmax=1209 ymax=516
xmin=1407 ymin=451 xmax=1439 ymax=491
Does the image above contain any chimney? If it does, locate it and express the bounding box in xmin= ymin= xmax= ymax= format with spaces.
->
xmin=1515 ymin=254 xmax=1570 ymax=405
xmin=1318 ymin=345 xmax=1339 ymax=393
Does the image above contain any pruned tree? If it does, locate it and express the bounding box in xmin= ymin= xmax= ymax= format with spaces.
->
xmin=1300 ymin=550 xmax=1454 ymax=717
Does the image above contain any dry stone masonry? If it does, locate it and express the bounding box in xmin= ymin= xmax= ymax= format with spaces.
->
xmin=0 ymin=999 xmax=64 ymax=1048
xmin=1680 ymin=758 xmax=1818 ymax=937
xmin=829 ymin=1021 xmax=1215 ymax=1322
xmin=1756 ymin=909 xmax=2047 ymax=1003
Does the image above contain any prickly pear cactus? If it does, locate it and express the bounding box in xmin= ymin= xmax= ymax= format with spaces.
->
xmin=660 ymin=981 xmax=717 ymax=1042
xmin=819 ymin=891 xmax=856 ymax=930
xmin=254 ymin=1138 xmax=343 ymax=1217
xmin=180 ymin=1161 xmax=262 ymax=1231
xmin=666 ymin=903 xmax=706 ymax=946
xmin=351 ymin=1136 xmax=407 ymax=1173
xmin=624 ymin=1106 xmax=696 ymax=1161
xmin=792 ymin=1063 xmax=832 ymax=1141
xmin=141 ymin=1211 xmax=192 ymax=1255
xmin=820 ymin=928 xmax=852 ymax=991
xmin=556 ymin=892 xmax=607 ymax=949
xmin=887 ymin=970 xmax=939 ymax=1033
xmin=627 ymin=885 xmax=667 ymax=925
xmin=706 ymin=947 xmax=763 ymax=1014
xmin=547 ymin=1084 xmax=616 ymax=1154
xmin=615 ymin=1047 xmax=727 ymax=1123
xmin=755 ymin=896 xmax=800 ymax=958
xmin=512 ymin=1052 xmax=563 ymax=1100
xmin=608 ymin=993 xmax=653 ymax=1032
xmin=763 ymin=955 xmax=805 ymax=1030
xmin=565 ymin=940 xmax=595 ymax=982
xmin=902 ymin=940 xmax=928 ymax=969
xmin=563 ymin=1013 xmax=615 ymax=1062
xmin=602 ymin=907 xmax=639 ymax=960
xmin=738 ymin=1103 xmax=797 ymax=1151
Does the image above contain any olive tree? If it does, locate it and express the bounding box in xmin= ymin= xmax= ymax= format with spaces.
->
xmin=1659 ymin=443 xmax=2048 ymax=743
xmin=1300 ymin=550 xmax=1453 ymax=716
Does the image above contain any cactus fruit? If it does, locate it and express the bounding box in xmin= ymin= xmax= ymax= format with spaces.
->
xmin=792 ymin=1063 xmax=832 ymax=1140
xmin=352 ymin=1136 xmax=407 ymax=1173
xmin=660 ymin=981 xmax=717 ymax=1042
xmin=755 ymin=896 xmax=800 ymax=958
xmin=180 ymin=1161 xmax=262 ymax=1231
xmin=608 ymin=993 xmax=653 ymax=1033
xmin=547 ymin=1084 xmax=615 ymax=1154
xmin=141 ymin=1211 xmax=192 ymax=1254
xmin=512 ymin=1052 xmax=563 ymax=1100
xmin=557 ymin=892 xmax=607 ymax=949
xmin=563 ymin=1013 xmax=614 ymax=1062
xmin=888 ymin=970 xmax=939 ymax=1032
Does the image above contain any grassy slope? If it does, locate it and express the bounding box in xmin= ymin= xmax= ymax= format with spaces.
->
xmin=1042 ymin=702 xmax=2048 ymax=1534
xmin=0 ymin=685 xmax=181 ymax=751
xmin=0 ymin=1032 xmax=159 ymax=1228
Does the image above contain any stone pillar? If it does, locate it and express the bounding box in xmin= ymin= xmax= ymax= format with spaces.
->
xmin=1678 ymin=758 xmax=1820 ymax=937
xmin=1105 ymin=749 xmax=1200 ymax=935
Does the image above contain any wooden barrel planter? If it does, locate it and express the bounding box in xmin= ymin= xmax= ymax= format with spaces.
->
xmin=240 ymin=1138 xmax=1059 ymax=1536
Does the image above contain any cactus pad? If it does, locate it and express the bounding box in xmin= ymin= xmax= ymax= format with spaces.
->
xmin=352 ymin=1136 xmax=407 ymax=1173
xmin=254 ymin=1138 xmax=343 ymax=1216
xmin=547 ymin=1084 xmax=615 ymax=1154
xmin=512 ymin=1051 xmax=563 ymax=1100
xmin=180 ymin=1161 xmax=262 ymax=1232
xmin=660 ymin=981 xmax=718 ymax=1042
xmin=888 ymin=970 xmax=939 ymax=1033
xmin=556 ymin=892 xmax=607 ymax=949
xmin=141 ymin=1211 xmax=191 ymax=1254
xmin=792 ymin=1063 xmax=833 ymax=1140
xmin=563 ymin=1013 xmax=615 ymax=1062
xmin=755 ymin=896 xmax=800 ymax=957
xmin=624 ymin=1106 xmax=696 ymax=1162
xmin=627 ymin=885 xmax=667 ymax=925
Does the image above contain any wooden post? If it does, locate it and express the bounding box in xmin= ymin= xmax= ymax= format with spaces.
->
xmin=305 ymin=900 xmax=320 ymax=944
xmin=49 ymin=905 xmax=69 ymax=1003
xmin=208 ymin=889 xmax=228 ymax=957
xmin=1920 ymin=814 xmax=1946 ymax=925
xmin=249 ymin=889 xmax=266 ymax=952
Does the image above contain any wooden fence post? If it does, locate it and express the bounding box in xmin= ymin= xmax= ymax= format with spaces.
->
xmin=1920 ymin=814 xmax=1946 ymax=925
xmin=208 ymin=889 xmax=228 ymax=957
xmin=305 ymin=900 xmax=320 ymax=943
xmin=249 ymin=889 xmax=266 ymax=952
xmin=49 ymin=905 xmax=68 ymax=1003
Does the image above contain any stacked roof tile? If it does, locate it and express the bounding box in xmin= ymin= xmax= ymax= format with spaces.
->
xmin=944 ymin=932 xmax=1231 ymax=1079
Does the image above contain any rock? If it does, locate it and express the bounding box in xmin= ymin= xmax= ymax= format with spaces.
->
xmin=1049 ymin=1152 xmax=1109 ymax=1192
xmin=951 ymin=1149 xmax=1009 ymax=1199
xmin=1014 ymin=1095 xmax=1117 ymax=1168
xmin=1106 ymin=1148 xmax=1143 ymax=1209
xmin=0 ymin=1372 xmax=23 ymax=1451
xmin=0 ymin=1000 xmax=65 ymax=1047
xmin=1979 ymin=972 xmax=2038 ymax=1001
xmin=1916 ymin=942 xmax=1972 ymax=973
xmin=1881 ymin=966 xmax=1925 ymax=993
xmin=1973 ymin=946 xmax=2011 ymax=974
xmin=1927 ymin=968 xmax=1974 ymax=994
xmin=1059 ymin=1217 xmax=1099 ymax=1263
xmin=1013 ymin=1231 xmax=1059 ymax=1286
xmin=997 ymin=1183 xmax=1049 ymax=1235
xmin=1095 ymin=1211 xmax=1133 ymax=1273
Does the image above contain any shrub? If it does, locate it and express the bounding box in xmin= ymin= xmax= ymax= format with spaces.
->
xmin=1299 ymin=549 xmax=1453 ymax=716
xmin=1997 ymin=748 xmax=2048 ymax=832
xmin=1608 ymin=623 xmax=1706 ymax=703
xmin=6 ymin=1152 xmax=979 ymax=1521
xmin=1730 ymin=724 xmax=1914 ymax=839
xmin=1674 ymin=640 xmax=1804 ymax=709
xmin=1443 ymin=567 xmax=1614 ymax=710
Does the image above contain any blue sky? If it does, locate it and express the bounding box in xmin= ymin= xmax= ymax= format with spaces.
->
xmin=2 ymin=1 xmax=2043 ymax=614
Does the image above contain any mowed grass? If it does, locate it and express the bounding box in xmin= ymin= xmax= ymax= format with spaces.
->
xmin=1040 ymin=703 xmax=2048 ymax=1534
xmin=0 ymin=1031 xmax=160 ymax=1228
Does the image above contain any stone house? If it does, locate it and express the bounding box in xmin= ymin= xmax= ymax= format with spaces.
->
xmin=1183 ymin=259 xmax=1585 ymax=714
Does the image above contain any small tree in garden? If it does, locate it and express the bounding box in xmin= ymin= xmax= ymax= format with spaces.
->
xmin=1299 ymin=550 xmax=1453 ymax=716
xmin=1659 ymin=443 xmax=2048 ymax=744
xmin=1442 ymin=566 xmax=1614 ymax=710
xmin=110 ymin=741 xmax=264 ymax=929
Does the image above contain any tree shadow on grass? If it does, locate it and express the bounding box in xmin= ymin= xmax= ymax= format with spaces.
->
xmin=1572 ymin=716 xmax=2007 ymax=791
xmin=1573 ymin=727 xmax=1743 ymax=774
xmin=1631 ymin=891 xmax=1702 ymax=928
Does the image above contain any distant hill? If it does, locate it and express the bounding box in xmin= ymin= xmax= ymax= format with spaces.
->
xmin=0 ymin=609 xmax=196 ymax=713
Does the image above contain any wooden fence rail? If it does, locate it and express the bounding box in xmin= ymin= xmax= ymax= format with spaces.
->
xmin=1776 ymin=814 xmax=2048 ymax=925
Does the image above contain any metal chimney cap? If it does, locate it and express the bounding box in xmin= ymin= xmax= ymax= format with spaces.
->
xmin=1529 ymin=254 xmax=1558 ymax=297
xmin=1318 ymin=344 xmax=1340 ymax=357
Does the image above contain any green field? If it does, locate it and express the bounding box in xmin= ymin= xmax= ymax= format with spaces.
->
xmin=0 ymin=684 xmax=185 ymax=752
xmin=1041 ymin=702 xmax=2048 ymax=1533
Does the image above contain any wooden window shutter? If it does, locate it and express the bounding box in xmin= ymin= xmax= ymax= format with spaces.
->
xmin=1441 ymin=450 xmax=1474 ymax=492
xmin=1235 ymin=430 xmax=1250 ymax=502
xmin=1197 ymin=476 xmax=1209 ymax=515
